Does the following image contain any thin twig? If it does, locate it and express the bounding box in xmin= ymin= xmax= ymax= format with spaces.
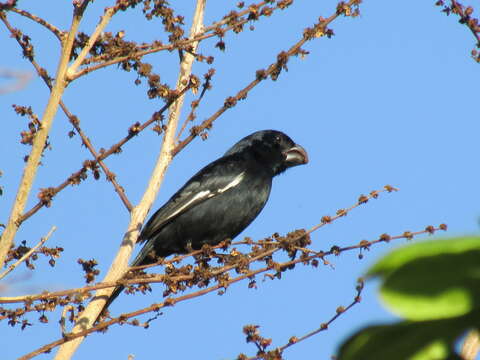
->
xmin=0 ymin=226 xmax=56 ymax=281
xmin=60 ymin=103 xmax=133 ymax=211
xmin=246 ymin=281 xmax=364 ymax=360
xmin=79 ymin=1 xmax=269 ymax=65
xmin=202 ymin=1 xmax=268 ymax=33
xmin=166 ymin=0 xmax=206 ymax=150
xmin=66 ymin=6 xmax=117 ymax=80
xmin=0 ymin=14 xmax=54 ymax=87
xmin=69 ymin=25 xmax=222 ymax=80
xmin=451 ymin=0 xmax=480 ymax=46
xmin=69 ymin=1 xmax=281 ymax=80
xmin=176 ymin=69 xmax=213 ymax=142
xmin=9 ymin=7 xmax=64 ymax=41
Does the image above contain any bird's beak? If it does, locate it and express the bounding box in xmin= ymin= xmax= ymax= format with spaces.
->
xmin=284 ymin=144 xmax=309 ymax=166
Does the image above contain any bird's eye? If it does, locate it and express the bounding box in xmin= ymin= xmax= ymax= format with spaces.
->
xmin=275 ymin=135 xmax=282 ymax=144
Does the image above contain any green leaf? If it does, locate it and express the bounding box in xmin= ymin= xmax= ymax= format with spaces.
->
xmin=368 ymin=237 xmax=480 ymax=278
xmin=337 ymin=313 xmax=477 ymax=360
xmin=367 ymin=237 xmax=480 ymax=320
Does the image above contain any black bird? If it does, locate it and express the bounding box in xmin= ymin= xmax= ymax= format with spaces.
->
xmin=102 ymin=130 xmax=308 ymax=314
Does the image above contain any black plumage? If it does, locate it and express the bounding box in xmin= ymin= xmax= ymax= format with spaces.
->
xmin=101 ymin=130 xmax=308 ymax=315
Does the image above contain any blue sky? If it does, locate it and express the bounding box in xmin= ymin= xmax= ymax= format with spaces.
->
xmin=1 ymin=1 xmax=479 ymax=359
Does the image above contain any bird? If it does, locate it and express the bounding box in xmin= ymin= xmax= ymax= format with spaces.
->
xmin=100 ymin=129 xmax=308 ymax=317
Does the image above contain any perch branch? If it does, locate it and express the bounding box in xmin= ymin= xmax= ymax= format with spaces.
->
xmin=19 ymin=224 xmax=445 ymax=360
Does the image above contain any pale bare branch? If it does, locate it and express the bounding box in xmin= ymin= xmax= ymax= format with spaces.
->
xmin=66 ymin=6 xmax=116 ymax=80
xmin=53 ymin=1 xmax=207 ymax=358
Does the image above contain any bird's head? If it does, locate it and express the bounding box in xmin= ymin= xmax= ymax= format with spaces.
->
xmin=224 ymin=130 xmax=308 ymax=176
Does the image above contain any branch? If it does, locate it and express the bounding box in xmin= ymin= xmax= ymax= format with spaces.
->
xmin=176 ymin=68 xmax=214 ymax=141
xmin=53 ymin=1 xmax=207 ymax=358
xmin=69 ymin=1 xmax=284 ymax=80
xmin=9 ymin=7 xmax=64 ymax=41
xmin=244 ymin=280 xmax=364 ymax=360
xmin=0 ymin=226 xmax=56 ymax=280
xmin=202 ymin=1 xmax=269 ymax=33
xmin=19 ymin=224 xmax=446 ymax=359
xmin=173 ymin=0 xmax=361 ymax=155
xmin=0 ymin=5 xmax=85 ymax=267
xmin=66 ymin=6 xmax=117 ymax=80
xmin=0 ymin=184 xmax=396 ymax=304
xmin=451 ymin=0 xmax=480 ymax=46
xmin=60 ymin=103 xmax=133 ymax=211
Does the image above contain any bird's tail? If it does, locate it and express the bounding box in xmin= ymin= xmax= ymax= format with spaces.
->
xmin=94 ymin=285 xmax=124 ymax=324
xmin=99 ymin=284 xmax=125 ymax=318
xmin=95 ymin=241 xmax=156 ymax=323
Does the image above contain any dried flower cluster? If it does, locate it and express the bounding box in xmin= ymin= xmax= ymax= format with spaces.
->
xmin=436 ymin=0 xmax=480 ymax=62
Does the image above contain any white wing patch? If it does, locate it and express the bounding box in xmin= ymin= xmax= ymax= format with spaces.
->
xmin=160 ymin=172 xmax=245 ymax=223
xmin=218 ymin=171 xmax=245 ymax=193
xmin=166 ymin=190 xmax=212 ymax=222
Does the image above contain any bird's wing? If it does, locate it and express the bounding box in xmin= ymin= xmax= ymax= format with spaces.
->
xmin=138 ymin=160 xmax=246 ymax=243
